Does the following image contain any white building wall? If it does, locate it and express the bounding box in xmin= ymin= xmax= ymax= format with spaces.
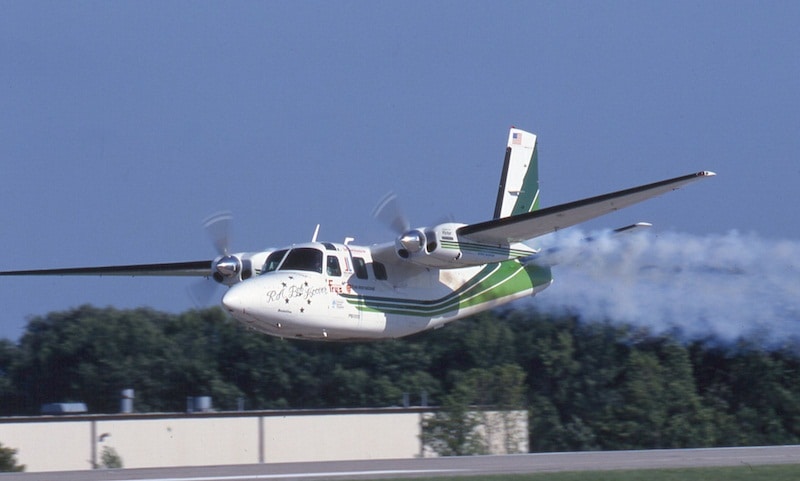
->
xmin=0 ymin=420 xmax=89 ymax=472
xmin=0 ymin=409 xmax=526 ymax=472
xmin=97 ymin=417 xmax=260 ymax=469
xmin=262 ymin=413 xmax=421 ymax=463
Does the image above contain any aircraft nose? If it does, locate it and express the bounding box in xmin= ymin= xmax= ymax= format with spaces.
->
xmin=222 ymin=284 xmax=247 ymax=314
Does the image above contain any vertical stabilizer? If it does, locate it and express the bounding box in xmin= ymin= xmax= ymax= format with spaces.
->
xmin=493 ymin=128 xmax=540 ymax=219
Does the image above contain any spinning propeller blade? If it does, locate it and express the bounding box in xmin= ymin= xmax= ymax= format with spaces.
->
xmin=188 ymin=277 xmax=221 ymax=307
xmin=203 ymin=211 xmax=233 ymax=256
xmin=192 ymin=211 xmax=241 ymax=306
xmin=372 ymin=192 xmax=410 ymax=235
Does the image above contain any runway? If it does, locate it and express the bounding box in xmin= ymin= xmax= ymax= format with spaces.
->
xmin=4 ymin=445 xmax=799 ymax=481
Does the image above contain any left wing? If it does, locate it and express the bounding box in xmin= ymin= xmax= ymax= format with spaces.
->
xmin=0 ymin=260 xmax=212 ymax=277
xmin=459 ymin=171 xmax=715 ymax=244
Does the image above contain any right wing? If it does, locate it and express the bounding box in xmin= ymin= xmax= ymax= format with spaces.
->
xmin=459 ymin=171 xmax=715 ymax=245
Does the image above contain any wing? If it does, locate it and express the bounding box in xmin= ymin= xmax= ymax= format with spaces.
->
xmin=0 ymin=260 xmax=212 ymax=277
xmin=459 ymin=171 xmax=715 ymax=244
xmin=369 ymin=241 xmax=430 ymax=277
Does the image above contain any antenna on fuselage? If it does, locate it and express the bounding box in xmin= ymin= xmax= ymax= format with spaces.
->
xmin=311 ymin=224 xmax=321 ymax=242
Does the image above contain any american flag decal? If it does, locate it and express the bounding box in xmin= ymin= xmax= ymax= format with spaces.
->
xmin=512 ymin=132 xmax=522 ymax=145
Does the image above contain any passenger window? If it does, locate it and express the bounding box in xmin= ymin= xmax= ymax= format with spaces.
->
xmin=372 ymin=261 xmax=388 ymax=280
xmin=327 ymin=256 xmax=342 ymax=276
xmin=263 ymin=249 xmax=288 ymax=273
xmin=353 ymin=257 xmax=368 ymax=279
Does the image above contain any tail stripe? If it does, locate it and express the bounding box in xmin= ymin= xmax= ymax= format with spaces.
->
xmin=492 ymin=128 xmax=540 ymax=219
xmin=493 ymin=147 xmax=513 ymax=219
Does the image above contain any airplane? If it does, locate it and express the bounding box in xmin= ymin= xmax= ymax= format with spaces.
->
xmin=0 ymin=128 xmax=715 ymax=341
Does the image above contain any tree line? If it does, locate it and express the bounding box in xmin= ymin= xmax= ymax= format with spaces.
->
xmin=1 ymin=304 xmax=799 ymax=452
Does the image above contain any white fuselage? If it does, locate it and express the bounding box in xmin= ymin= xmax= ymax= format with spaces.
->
xmin=221 ymin=241 xmax=552 ymax=341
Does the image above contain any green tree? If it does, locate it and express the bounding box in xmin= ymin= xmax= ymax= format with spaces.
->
xmin=423 ymin=363 xmax=527 ymax=455
xmin=614 ymin=349 xmax=668 ymax=448
xmin=0 ymin=340 xmax=21 ymax=415
xmin=691 ymin=342 xmax=800 ymax=446
xmin=5 ymin=302 xmax=800 ymax=455
xmin=421 ymin=380 xmax=485 ymax=456
xmin=13 ymin=306 xmax=174 ymax=413
xmin=0 ymin=442 xmax=24 ymax=472
xmin=159 ymin=308 xmax=246 ymax=411
xmin=96 ymin=446 xmax=123 ymax=469
xmin=570 ymin=336 xmax=713 ymax=450
xmin=657 ymin=341 xmax=715 ymax=447
xmin=215 ymin=331 xmax=295 ymax=409
xmin=465 ymin=364 xmax=528 ymax=453
xmin=462 ymin=313 xmax=517 ymax=369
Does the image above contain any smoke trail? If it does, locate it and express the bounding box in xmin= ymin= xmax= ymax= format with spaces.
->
xmin=530 ymin=230 xmax=800 ymax=347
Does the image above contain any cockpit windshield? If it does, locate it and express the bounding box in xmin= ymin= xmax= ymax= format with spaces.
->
xmin=277 ymin=247 xmax=323 ymax=274
xmin=262 ymin=249 xmax=288 ymax=273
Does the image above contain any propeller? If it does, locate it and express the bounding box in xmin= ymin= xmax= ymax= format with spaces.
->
xmin=372 ymin=192 xmax=426 ymax=258
xmin=372 ymin=192 xmax=410 ymax=235
xmin=189 ymin=211 xmax=241 ymax=306
xmin=203 ymin=211 xmax=233 ymax=255
xmin=187 ymin=275 xmax=219 ymax=307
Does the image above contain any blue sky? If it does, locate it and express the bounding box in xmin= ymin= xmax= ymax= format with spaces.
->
xmin=1 ymin=2 xmax=798 ymax=341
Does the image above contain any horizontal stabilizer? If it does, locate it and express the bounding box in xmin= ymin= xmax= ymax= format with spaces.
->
xmin=460 ymin=171 xmax=715 ymax=244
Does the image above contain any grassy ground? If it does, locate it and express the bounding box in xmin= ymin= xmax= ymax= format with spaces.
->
xmin=380 ymin=464 xmax=800 ymax=481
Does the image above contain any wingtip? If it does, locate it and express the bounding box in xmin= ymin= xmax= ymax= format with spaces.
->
xmin=700 ymin=170 xmax=717 ymax=177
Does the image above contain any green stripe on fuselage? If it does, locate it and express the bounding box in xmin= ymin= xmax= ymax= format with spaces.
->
xmin=439 ymin=240 xmax=533 ymax=258
xmin=341 ymin=261 xmax=551 ymax=317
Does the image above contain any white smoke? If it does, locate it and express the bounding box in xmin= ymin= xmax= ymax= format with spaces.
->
xmin=531 ymin=229 xmax=800 ymax=347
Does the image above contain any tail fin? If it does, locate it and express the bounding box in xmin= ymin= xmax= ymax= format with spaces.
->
xmin=493 ymin=128 xmax=540 ymax=219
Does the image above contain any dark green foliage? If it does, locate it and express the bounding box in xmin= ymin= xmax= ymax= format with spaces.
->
xmin=2 ymin=304 xmax=800 ymax=452
xmin=0 ymin=442 xmax=24 ymax=472
xmin=422 ymin=363 xmax=528 ymax=455
xmin=97 ymin=446 xmax=123 ymax=469
xmin=421 ymin=382 xmax=486 ymax=456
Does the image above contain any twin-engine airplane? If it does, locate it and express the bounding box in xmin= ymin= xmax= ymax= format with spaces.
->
xmin=0 ymin=129 xmax=714 ymax=341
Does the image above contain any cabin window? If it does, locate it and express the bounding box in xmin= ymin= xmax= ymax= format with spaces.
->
xmin=263 ymin=249 xmax=288 ymax=273
xmin=353 ymin=257 xmax=368 ymax=279
xmin=327 ymin=255 xmax=342 ymax=276
xmin=279 ymin=248 xmax=323 ymax=273
xmin=372 ymin=261 xmax=388 ymax=280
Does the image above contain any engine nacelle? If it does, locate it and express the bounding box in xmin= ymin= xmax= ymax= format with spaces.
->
xmin=395 ymin=229 xmax=432 ymax=259
xmin=211 ymin=251 xmax=271 ymax=286
xmin=394 ymin=223 xmax=531 ymax=269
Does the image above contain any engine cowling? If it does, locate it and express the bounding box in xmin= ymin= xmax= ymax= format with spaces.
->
xmin=211 ymin=251 xmax=270 ymax=286
xmin=393 ymin=222 xmax=532 ymax=268
xmin=395 ymin=229 xmax=426 ymax=258
xmin=394 ymin=223 xmax=462 ymax=267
